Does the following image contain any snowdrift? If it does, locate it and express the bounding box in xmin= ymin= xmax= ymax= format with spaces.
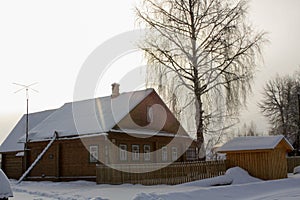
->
xmin=0 ymin=169 xmax=13 ymax=198
xmin=181 ymin=167 xmax=261 ymax=187
xmin=294 ymin=165 xmax=300 ymax=174
xmin=134 ymin=167 xmax=262 ymax=200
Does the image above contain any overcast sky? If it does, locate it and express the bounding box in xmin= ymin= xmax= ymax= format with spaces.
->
xmin=0 ymin=0 xmax=300 ymax=143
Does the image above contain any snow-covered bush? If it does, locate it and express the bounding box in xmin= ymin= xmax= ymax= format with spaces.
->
xmin=0 ymin=169 xmax=13 ymax=199
xmin=293 ymin=166 xmax=300 ymax=174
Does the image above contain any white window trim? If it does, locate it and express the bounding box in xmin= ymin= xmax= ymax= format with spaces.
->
xmin=89 ymin=145 xmax=98 ymax=163
xmin=172 ymin=147 xmax=178 ymax=161
xmin=132 ymin=144 xmax=140 ymax=161
xmin=144 ymin=145 xmax=151 ymax=161
xmin=119 ymin=144 xmax=127 ymax=161
xmin=162 ymin=146 xmax=168 ymax=161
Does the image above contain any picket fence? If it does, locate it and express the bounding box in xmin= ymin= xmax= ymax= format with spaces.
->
xmin=287 ymin=156 xmax=300 ymax=173
xmin=96 ymin=160 xmax=227 ymax=185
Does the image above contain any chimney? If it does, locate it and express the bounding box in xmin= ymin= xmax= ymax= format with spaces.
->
xmin=111 ymin=83 xmax=120 ymax=98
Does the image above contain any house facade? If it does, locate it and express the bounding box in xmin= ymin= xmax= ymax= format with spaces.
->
xmin=1 ymin=86 xmax=197 ymax=181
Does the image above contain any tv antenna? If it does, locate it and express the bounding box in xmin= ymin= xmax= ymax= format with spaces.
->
xmin=13 ymin=82 xmax=38 ymax=171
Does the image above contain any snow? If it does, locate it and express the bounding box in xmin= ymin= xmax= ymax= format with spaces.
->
xmin=218 ymin=135 xmax=293 ymax=152
xmin=181 ymin=167 xmax=261 ymax=187
xmin=0 ymin=109 xmax=56 ymax=153
xmin=0 ymin=169 xmax=13 ymax=198
xmin=294 ymin=166 xmax=300 ymax=174
xmin=110 ymin=128 xmax=190 ymax=138
xmin=8 ymin=167 xmax=300 ymax=200
xmin=24 ymin=89 xmax=153 ymax=141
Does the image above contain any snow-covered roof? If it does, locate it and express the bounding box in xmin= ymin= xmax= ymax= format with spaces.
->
xmin=0 ymin=109 xmax=56 ymax=153
xmin=22 ymin=89 xmax=154 ymax=141
xmin=218 ymin=135 xmax=294 ymax=152
xmin=110 ymin=128 xmax=190 ymax=138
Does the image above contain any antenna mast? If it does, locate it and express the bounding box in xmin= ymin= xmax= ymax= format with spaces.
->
xmin=13 ymin=82 xmax=38 ymax=171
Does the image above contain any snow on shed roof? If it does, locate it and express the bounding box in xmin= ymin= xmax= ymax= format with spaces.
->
xmin=0 ymin=109 xmax=56 ymax=153
xmin=24 ymin=89 xmax=154 ymax=141
xmin=218 ymin=135 xmax=294 ymax=152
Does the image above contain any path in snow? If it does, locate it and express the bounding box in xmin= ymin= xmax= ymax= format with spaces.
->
xmin=9 ymin=167 xmax=300 ymax=200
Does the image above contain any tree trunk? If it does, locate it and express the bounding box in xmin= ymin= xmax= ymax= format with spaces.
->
xmin=195 ymin=93 xmax=205 ymax=160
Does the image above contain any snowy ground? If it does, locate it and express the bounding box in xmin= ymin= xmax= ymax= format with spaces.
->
xmin=9 ymin=167 xmax=300 ymax=200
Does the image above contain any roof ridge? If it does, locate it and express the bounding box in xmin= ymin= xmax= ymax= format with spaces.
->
xmin=218 ymin=135 xmax=293 ymax=152
xmin=64 ymin=88 xmax=154 ymax=105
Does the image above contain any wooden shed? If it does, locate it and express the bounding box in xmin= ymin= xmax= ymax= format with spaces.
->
xmin=218 ymin=135 xmax=293 ymax=180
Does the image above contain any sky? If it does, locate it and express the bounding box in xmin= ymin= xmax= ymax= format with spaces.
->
xmin=0 ymin=0 xmax=300 ymax=144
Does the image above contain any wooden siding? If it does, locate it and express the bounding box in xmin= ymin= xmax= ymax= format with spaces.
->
xmin=107 ymin=132 xmax=195 ymax=164
xmin=27 ymin=136 xmax=105 ymax=180
xmin=226 ymin=148 xmax=287 ymax=180
xmin=25 ymin=132 xmax=196 ymax=181
xmin=1 ymin=152 xmax=23 ymax=179
xmin=116 ymin=91 xmax=184 ymax=134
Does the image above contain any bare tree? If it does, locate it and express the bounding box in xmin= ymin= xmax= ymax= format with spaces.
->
xmin=242 ymin=121 xmax=258 ymax=136
xmin=259 ymin=74 xmax=300 ymax=150
xmin=136 ymin=0 xmax=266 ymax=159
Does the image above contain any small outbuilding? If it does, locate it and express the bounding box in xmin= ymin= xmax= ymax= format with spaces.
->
xmin=218 ymin=135 xmax=293 ymax=180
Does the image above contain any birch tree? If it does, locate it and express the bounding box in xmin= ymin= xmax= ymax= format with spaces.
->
xmin=136 ymin=0 xmax=266 ymax=159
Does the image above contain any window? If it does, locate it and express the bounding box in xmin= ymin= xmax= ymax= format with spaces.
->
xmin=147 ymin=106 xmax=153 ymax=123
xmin=144 ymin=145 xmax=151 ymax=161
xmin=89 ymin=145 xmax=98 ymax=163
xmin=162 ymin=146 xmax=168 ymax=161
xmin=132 ymin=145 xmax=140 ymax=161
xmin=186 ymin=147 xmax=196 ymax=161
xmin=172 ymin=147 xmax=178 ymax=161
xmin=119 ymin=144 xmax=127 ymax=161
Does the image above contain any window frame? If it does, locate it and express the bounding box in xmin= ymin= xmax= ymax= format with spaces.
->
xmin=162 ymin=146 xmax=168 ymax=162
xmin=89 ymin=145 xmax=99 ymax=163
xmin=119 ymin=144 xmax=128 ymax=161
xmin=171 ymin=147 xmax=178 ymax=161
xmin=132 ymin=144 xmax=140 ymax=161
xmin=143 ymin=144 xmax=151 ymax=161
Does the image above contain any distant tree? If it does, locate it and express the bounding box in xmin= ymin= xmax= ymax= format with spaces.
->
xmin=136 ymin=0 xmax=266 ymax=159
xmin=238 ymin=121 xmax=258 ymax=136
xmin=247 ymin=121 xmax=258 ymax=136
xmin=259 ymin=74 xmax=300 ymax=150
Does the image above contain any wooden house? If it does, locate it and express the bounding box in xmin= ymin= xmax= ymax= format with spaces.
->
xmin=0 ymin=85 xmax=197 ymax=181
xmin=218 ymin=135 xmax=293 ymax=180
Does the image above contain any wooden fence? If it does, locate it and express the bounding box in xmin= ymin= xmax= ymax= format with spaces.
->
xmin=96 ymin=160 xmax=227 ymax=185
xmin=287 ymin=156 xmax=300 ymax=173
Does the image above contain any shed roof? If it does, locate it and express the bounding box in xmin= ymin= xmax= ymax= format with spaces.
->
xmin=0 ymin=109 xmax=56 ymax=153
xmin=20 ymin=88 xmax=154 ymax=141
xmin=218 ymin=135 xmax=294 ymax=153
